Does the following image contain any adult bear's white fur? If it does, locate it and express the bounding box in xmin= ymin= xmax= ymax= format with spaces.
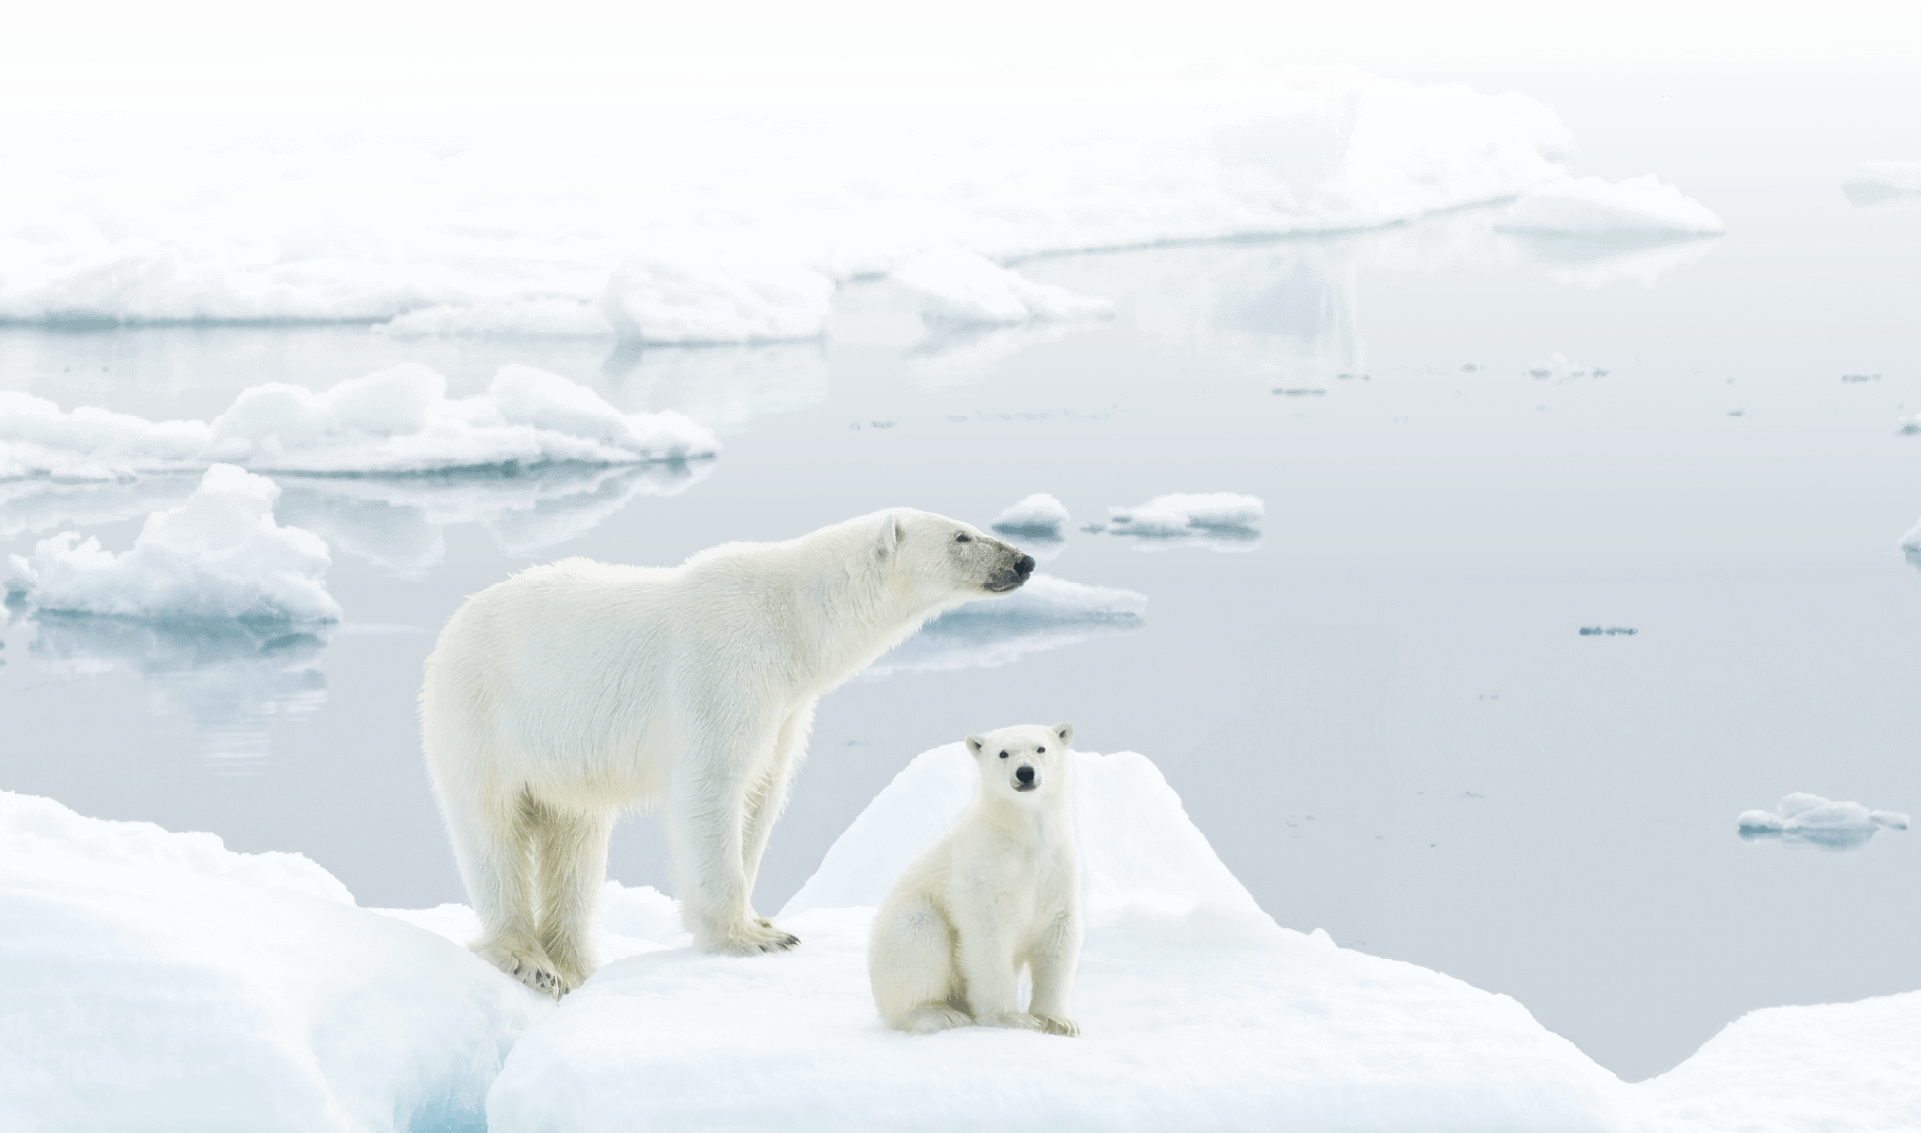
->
xmin=421 ymin=509 xmax=1034 ymax=997
xmin=869 ymin=723 xmax=1082 ymax=1036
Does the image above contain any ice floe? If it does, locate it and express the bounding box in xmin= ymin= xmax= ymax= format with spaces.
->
xmin=0 ymin=57 xmax=1711 ymax=339
xmin=2 ymin=364 xmax=718 ymax=482
xmin=1841 ymin=161 xmax=1921 ymax=208
xmin=1106 ymin=492 xmax=1264 ymax=551
xmin=1527 ymin=352 xmax=1606 ymax=382
xmin=1499 ymin=176 xmax=1726 ymax=238
xmin=864 ymin=575 xmax=1145 ymax=679
xmin=6 ymin=464 xmax=341 ymax=623
xmin=0 ymin=789 xmax=548 ymax=1132
xmin=1899 ymin=416 xmax=1920 ymax=436
xmin=1902 ymin=518 xmax=1921 ymax=571
xmin=990 ymin=492 xmax=1073 ymax=538
xmin=489 ymin=744 xmax=1662 ymax=1133
xmin=1736 ymin=793 xmax=1909 ymax=850
xmin=882 ymin=249 xmax=1113 ymax=327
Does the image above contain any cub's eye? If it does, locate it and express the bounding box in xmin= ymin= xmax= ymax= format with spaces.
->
xmin=999 ymin=751 xmax=1009 ymax=759
xmin=1037 ymin=746 xmax=1045 ymax=753
xmin=956 ymin=533 xmax=971 ymax=542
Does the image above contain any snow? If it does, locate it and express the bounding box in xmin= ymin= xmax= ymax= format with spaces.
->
xmin=882 ymin=249 xmax=1113 ymax=327
xmin=1841 ymin=161 xmax=1921 ymax=207
xmin=0 ymin=57 xmax=1712 ymax=338
xmin=990 ymin=492 xmax=1073 ymax=538
xmin=1736 ymin=793 xmax=1910 ymax=850
xmin=1107 ymin=492 xmax=1265 ymax=550
xmin=864 ymin=574 xmax=1146 ymax=678
xmin=6 ymin=464 xmax=342 ymax=623
xmin=1498 ymin=176 xmax=1726 ymax=237
xmin=0 ymin=789 xmax=549 ymax=1133
xmin=1647 ymin=991 xmax=1921 ymax=1133
xmin=2 ymin=364 xmax=718 ymax=482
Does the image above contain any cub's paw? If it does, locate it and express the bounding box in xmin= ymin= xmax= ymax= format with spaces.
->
xmin=702 ymin=918 xmax=801 ymax=956
xmin=981 ymin=1011 xmax=1045 ymax=1032
xmin=901 ymin=1004 xmax=972 ymax=1034
xmin=474 ymin=934 xmax=570 ymax=1000
xmin=1034 ymin=1014 xmax=1081 ymax=1037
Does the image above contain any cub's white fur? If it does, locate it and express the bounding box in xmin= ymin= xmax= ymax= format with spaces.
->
xmin=421 ymin=510 xmax=1034 ymax=997
xmin=869 ymin=723 xmax=1082 ymax=1037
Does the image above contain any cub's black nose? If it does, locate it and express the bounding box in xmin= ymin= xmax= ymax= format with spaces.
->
xmin=1016 ymin=765 xmax=1035 ymax=784
xmin=1015 ymin=554 xmax=1035 ymax=578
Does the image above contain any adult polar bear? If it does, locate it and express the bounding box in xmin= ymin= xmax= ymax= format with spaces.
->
xmin=421 ymin=509 xmax=1034 ymax=997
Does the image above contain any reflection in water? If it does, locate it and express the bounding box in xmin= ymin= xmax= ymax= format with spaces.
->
xmin=865 ymin=575 xmax=1146 ymax=679
xmin=1503 ymin=234 xmax=1718 ymax=289
xmin=27 ymin=614 xmax=330 ymax=768
xmin=604 ymin=341 xmax=828 ymax=436
xmin=0 ymin=476 xmax=201 ymax=542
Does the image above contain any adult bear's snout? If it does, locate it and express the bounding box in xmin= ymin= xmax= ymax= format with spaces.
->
xmin=1014 ymin=554 xmax=1035 ymax=578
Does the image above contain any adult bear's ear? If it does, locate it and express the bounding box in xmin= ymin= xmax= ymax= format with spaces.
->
xmin=965 ymin=735 xmax=986 ymax=756
xmin=1053 ymin=723 xmax=1074 ymax=747
xmin=874 ymin=511 xmax=902 ymax=559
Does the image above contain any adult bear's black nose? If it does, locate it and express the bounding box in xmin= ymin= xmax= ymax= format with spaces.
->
xmin=1014 ymin=554 xmax=1035 ymax=578
xmin=1016 ymin=765 xmax=1035 ymax=784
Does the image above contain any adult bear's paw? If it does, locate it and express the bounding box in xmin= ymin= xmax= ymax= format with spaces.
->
xmin=703 ymin=918 xmax=801 ymax=956
xmin=474 ymin=932 xmax=571 ymax=999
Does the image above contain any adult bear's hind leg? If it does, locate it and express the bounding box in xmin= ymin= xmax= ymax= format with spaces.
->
xmin=533 ymin=803 xmax=615 ymax=993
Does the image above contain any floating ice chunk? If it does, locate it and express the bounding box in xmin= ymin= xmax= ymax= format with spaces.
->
xmin=865 ymin=574 xmax=1145 ymax=679
xmin=376 ymin=297 xmax=612 ymax=338
xmin=599 ymin=255 xmax=837 ymax=346
xmin=884 ymin=249 xmax=1113 ymax=327
xmin=1737 ymin=793 xmax=1908 ymax=850
xmin=487 ymin=745 xmax=1662 ymax=1133
xmin=1646 ymin=990 xmax=1921 ymax=1133
xmin=1899 ymin=416 xmax=1920 ymax=436
xmin=0 ymin=790 xmax=548 ymax=1132
xmin=1901 ymin=517 xmax=1921 ymax=563
xmin=991 ymin=492 xmax=1072 ymax=538
xmin=1841 ymin=160 xmax=1921 ymax=207
xmin=7 ymin=465 xmax=341 ymax=623
xmin=1107 ymin=492 xmax=1264 ymax=551
xmin=1526 ymin=352 xmax=1601 ymax=382
xmin=4 ymin=365 xmax=718 ymax=481
xmin=1499 ymin=175 xmax=1726 ymax=237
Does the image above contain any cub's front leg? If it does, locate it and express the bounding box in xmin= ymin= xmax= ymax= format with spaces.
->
xmin=957 ymin=914 xmax=1042 ymax=1031
xmin=1027 ymin=908 xmax=1083 ymax=1037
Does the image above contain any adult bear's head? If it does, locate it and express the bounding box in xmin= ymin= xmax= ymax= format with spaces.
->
xmin=873 ymin=509 xmax=1034 ymax=601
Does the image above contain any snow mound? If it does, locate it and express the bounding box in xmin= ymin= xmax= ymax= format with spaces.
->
xmin=598 ymin=255 xmax=838 ymax=346
xmin=1107 ymin=492 xmax=1264 ymax=551
xmin=884 ymin=249 xmax=1112 ymax=326
xmin=1736 ymin=793 xmax=1909 ymax=850
xmin=0 ymin=790 xmax=548 ymax=1133
xmin=6 ymin=464 xmax=342 ymax=623
xmin=1527 ymin=352 xmax=1605 ymax=382
xmin=1841 ymin=161 xmax=1921 ymax=207
xmin=1647 ymin=991 xmax=1921 ymax=1133
xmin=990 ymin=492 xmax=1073 ymax=538
xmin=1499 ymin=176 xmax=1726 ymax=237
xmin=3 ymin=365 xmax=718 ymax=481
xmin=865 ymin=574 xmax=1145 ymax=678
xmin=487 ymin=745 xmax=1660 ymax=1133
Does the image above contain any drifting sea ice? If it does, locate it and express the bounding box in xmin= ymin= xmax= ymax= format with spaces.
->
xmin=1526 ymin=352 xmax=1605 ymax=382
xmin=1736 ymin=793 xmax=1910 ymax=850
xmin=1840 ymin=160 xmax=1921 ymax=207
xmin=1498 ymin=175 xmax=1726 ymax=237
xmin=1902 ymin=518 xmax=1921 ymax=568
xmin=864 ymin=574 xmax=1146 ymax=679
xmin=488 ymin=745 xmax=1664 ymax=1133
xmin=1107 ymin=492 xmax=1265 ymax=551
xmin=0 ymin=364 xmax=718 ymax=481
xmin=0 ymin=790 xmax=549 ymax=1133
xmin=882 ymin=249 xmax=1113 ymax=327
xmin=990 ymin=492 xmax=1073 ymax=538
xmin=6 ymin=464 xmax=341 ymax=623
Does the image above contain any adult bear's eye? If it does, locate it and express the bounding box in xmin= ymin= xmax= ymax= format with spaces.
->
xmin=999 ymin=751 xmax=1008 ymax=759
xmin=956 ymin=533 xmax=971 ymax=542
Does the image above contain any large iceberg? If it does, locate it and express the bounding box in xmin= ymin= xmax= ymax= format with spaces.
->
xmin=6 ymin=464 xmax=342 ymax=623
xmin=0 ymin=57 xmax=1715 ymax=339
xmin=2 ymin=364 xmax=718 ymax=482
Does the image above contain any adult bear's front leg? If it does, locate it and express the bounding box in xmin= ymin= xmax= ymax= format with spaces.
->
xmin=665 ymin=729 xmax=801 ymax=956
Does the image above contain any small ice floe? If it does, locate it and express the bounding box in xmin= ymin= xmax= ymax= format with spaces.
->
xmin=599 ymin=254 xmax=837 ymax=345
xmin=1107 ymin=493 xmax=1264 ymax=552
xmin=1578 ymin=626 xmax=1637 ymax=636
xmin=1900 ymin=518 xmax=1921 ymax=572
xmin=1840 ymin=373 xmax=1881 ymax=383
xmin=990 ymin=493 xmax=1072 ymax=540
xmin=1840 ymin=160 xmax=1921 ymax=208
xmin=5 ymin=465 xmax=341 ymax=623
xmin=1899 ymin=416 xmax=1920 ymax=436
xmin=1737 ymin=793 xmax=1909 ymax=850
xmin=1272 ymin=386 xmax=1328 ymax=397
xmin=865 ymin=575 xmax=1145 ymax=679
xmin=1497 ymin=175 xmax=1727 ymax=238
xmin=883 ymin=248 xmax=1112 ymax=327
xmin=1525 ymin=353 xmax=1601 ymax=382
xmin=1727 ymin=409 xmax=1746 ymax=417
xmin=1 ymin=365 xmax=718 ymax=481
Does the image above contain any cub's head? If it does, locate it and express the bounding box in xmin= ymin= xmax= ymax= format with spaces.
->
xmin=873 ymin=509 xmax=1034 ymax=601
xmin=965 ymin=723 xmax=1074 ymax=806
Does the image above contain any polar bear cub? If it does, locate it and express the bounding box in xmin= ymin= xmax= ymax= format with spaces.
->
xmin=869 ymin=723 xmax=1082 ymax=1036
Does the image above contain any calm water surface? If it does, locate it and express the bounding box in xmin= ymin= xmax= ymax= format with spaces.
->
xmin=4 ymin=93 xmax=1920 ymax=1082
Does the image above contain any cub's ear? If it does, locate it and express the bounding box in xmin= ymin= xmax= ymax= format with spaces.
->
xmin=874 ymin=511 xmax=903 ymax=558
xmin=965 ymin=735 xmax=987 ymax=756
xmin=1053 ymin=723 xmax=1074 ymax=747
